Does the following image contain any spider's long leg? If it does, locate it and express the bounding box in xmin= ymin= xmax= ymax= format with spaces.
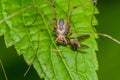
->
xmin=90 ymin=1 xmax=120 ymax=44
xmin=24 ymin=20 xmax=53 ymax=76
xmin=24 ymin=2 xmax=54 ymax=74
xmin=68 ymin=1 xmax=91 ymax=24
xmin=25 ymin=0 xmax=39 ymax=27
xmin=78 ymin=31 xmax=120 ymax=45
xmin=90 ymin=32 xmax=120 ymax=45
xmin=52 ymin=0 xmax=57 ymax=26
xmin=28 ymin=0 xmax=39 ymax=26
xmin=24 ymin=1 xmax=37 ymax=76
xmin=0 ymin=59 xmax=8 ymax=80
xmin=91 ymin=0 xmax=98 ymax=26
xmin=67 ymin=0 xmax=70 ymax=24
xmin=97 ymin=33 xmax=120 ymax=45
xmin=24 ymin=26 xmax=41 ymax=76
xmin=24 ymin=0 xmax=42 ymax=76
xmin=24 ymin=3 xmax=60 ymax=73
xmin=45 ymin=0 xmax=57 ymax=26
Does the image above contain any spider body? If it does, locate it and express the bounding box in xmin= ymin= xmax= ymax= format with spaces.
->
xmin=54 ymin=19 xmax=69 ymax=44
xmin=54 ymin=19 xmax=89 ymax=50
xmin=46 ymin=0 xmax=93 ymax=49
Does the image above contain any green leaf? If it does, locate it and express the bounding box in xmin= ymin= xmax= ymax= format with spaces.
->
xmin=0 ymin=0 xmax=98 ymax=80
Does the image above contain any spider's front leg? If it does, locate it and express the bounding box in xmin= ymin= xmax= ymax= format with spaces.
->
xmin=0 ymin=59 xmax=8 ymax=80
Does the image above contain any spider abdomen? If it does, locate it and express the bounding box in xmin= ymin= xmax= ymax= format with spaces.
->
xmin=55 ymin=19 xmax=69 ymax=36
xmin=54 ymin=19 xmax=69 ymax=44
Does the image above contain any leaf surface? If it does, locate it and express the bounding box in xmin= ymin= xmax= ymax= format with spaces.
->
xmin=0 ymin=0 xmax=98 ymax=80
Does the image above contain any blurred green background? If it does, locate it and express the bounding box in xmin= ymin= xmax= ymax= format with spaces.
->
xmin=96 ymin=0 xmax=120 ymax=80
xmin=0 ymin=0 xmax=120 ymax=80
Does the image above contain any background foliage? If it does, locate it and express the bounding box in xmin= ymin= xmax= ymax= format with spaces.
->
xmin=0 ymin=0 xmax=120 ymax=80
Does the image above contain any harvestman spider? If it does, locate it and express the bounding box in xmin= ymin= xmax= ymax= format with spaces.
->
xmin=24 ymin=0 xmax=120 ymax=76
xmin=45 ymin=0 xmax=93 ymax=50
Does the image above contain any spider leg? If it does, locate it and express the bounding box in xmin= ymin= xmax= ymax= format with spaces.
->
xmin=92 ymin=0 xmax=97 ymax=6
xmin=0 ymin=59 xmax=8 ymax=80
xmin=24 ymin=0 xmax=55 ymax=76
xmin=52 ymin=0 xmax=57 ymax=26
xmin=91 ymin=0 xmax=98 ymax=26
xmin=67 ymin=0 xmax=92 ymax=41
xmin=28 ymin=0 xmax=39 ymax=26
xmin=67 ymin=0 xmax=70 ymax=24
xmin=97 ymin=33 xmax=120 ymax=45
xmin=24 ymin=1 xmax=40 ymax=76
xmin=24 ymin=20 xmax=53 ymax=76
xmin=78 ymin=32 xmax=120 ymax=45
xmin=22 ymin=0 xmax=39 ymax=27
xmin=24 ymin=1 xmax=61 ymax=74
xmin=87 ymin=0 xmax=119 ymax=43
xmin=67 ymin=32 xmax=73 ymax=37
xmin=45 ymin=0 xmax=57 ymax=26
xmin=68 ymin=1 xmax=91 ymax=24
